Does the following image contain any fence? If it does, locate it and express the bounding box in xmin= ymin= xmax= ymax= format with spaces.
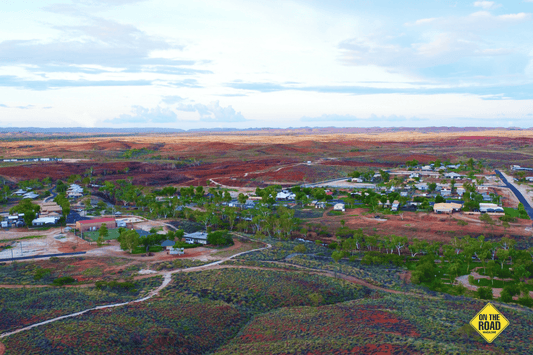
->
xmin=0 ymin=251 xmax=86 ymax=262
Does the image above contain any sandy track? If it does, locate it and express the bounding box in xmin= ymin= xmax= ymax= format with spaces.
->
xmin=0 ymin=242 xmax=271 ymax=340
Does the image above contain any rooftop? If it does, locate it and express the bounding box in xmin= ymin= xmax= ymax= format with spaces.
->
xmin=77 ymin=217 xmax=115 ymax=224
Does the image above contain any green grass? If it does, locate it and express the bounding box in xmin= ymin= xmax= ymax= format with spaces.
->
xmin=503 ymin=207 xmax=520 ymax=218
xmin=84 ymin=228 xmax=121 ymax=241
xmin=131 ymin=245 xmax=164 ymax=254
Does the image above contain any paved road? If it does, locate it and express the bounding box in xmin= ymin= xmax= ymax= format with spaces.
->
xmin=495 ymin=170 xmax=533 ymax=220
xmin=43 ymin=185 xmax=57 ymax=203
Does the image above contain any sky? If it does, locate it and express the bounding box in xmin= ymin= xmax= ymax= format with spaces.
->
xmin=1 ymin=0 xmax=533 ymax=129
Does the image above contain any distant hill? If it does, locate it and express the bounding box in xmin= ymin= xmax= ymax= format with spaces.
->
xmin=0 ymin=126 xmax=529 ymax=135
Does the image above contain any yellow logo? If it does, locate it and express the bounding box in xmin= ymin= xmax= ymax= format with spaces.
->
xmin=469 ymin=303 xmax=509 ymax=343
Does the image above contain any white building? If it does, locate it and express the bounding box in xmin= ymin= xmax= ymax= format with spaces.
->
xmin=276 ymin=190 xmax=296 ymax=200
xmin=444 ymin=172 xmax=463 ymax=179
xmin=479 ymin=203 xmax=504 ymax=213
xmin=32 ymin=216 xmax=59 ymax=226
xmin=333 ymin=203 xmax=345 ymax=212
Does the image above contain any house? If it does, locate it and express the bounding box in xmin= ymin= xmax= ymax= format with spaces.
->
xmin=444 ymin=172 xmax=463 ymax=179
xmin=421 ymin=165 xmax=433 ymax=171
xmin=333 ymin=203 xmax=345 ymax=212
xmin=40 ymin=202 xmax=62 ymax=216
xmin=481 ymin=192 xmax=492 ymax=202
xmin=409 ymin=173 xmax=420 ymax=179
xmin=13 ymin=189 xmax=27 ymax=196
xmin=479 ymin=203 xmax=504 ymax=213
xmin=415 ymin=183 xmax=428 ymax=191
xmin=433 ymin=203 xmax=462 ymax=214
xmin=23 ymin=192 xmax=39 ymax=199
xmin=351 ymin=178 xmax=364 ymax=183
xmin=456 ymin=187 xmax=466 ymax=196
xmin=440 ymin=189 xmax=452 ymax=197
xmin=184 ymin=232 xmax=208 ymax=245
xmin=116 ymin=220 xmax=127 ymax=228
xmin=447 ymin=164 xmax=461 ymax=169
xmin=1 ymin=220 xmax=9 ymax=228
xmin=400 ymin=191 xmax=408 ymax=197
xmin=526 ymin=177 xmax=533 ymax=182
xmin=76 ymin=218 xmax=116 ymax=232
xmin=378 ymin=200 xmax=391 ymax=208
xmin=391 ymin=200 xmax=400 ymax=211
xmin=315 ymin=201 xmax=327 ymax=209
xmin=32 ymin=216 xmax=59 ymax=226
xmin=135 ymin=229 xmax=151 ymax=237
xmin=161 ymin=239 xmax=176 ymax=250
xmin=276 ymin=190 xmax=296 ymax=201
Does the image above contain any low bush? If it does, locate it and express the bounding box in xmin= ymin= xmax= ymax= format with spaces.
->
xmin=477 ymin=286 xmax=493 ymax=300
xmin=52 ymin=276 xmax=76 ymax=286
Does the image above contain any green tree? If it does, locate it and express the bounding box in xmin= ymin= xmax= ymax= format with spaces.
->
xmin=10 ymin=199 xmax=41 ymax=226
xmin=486 ymin=260 xmax=497 ymax=286
xmin=448 ymin=262 xmax=461 ymax=286
xmin=117 ymin=229 xmax=140 ymax=253
xmin=331 ymin=250 xmax=343 ymax=279
xmin=496 ymin=248 xmax=510 ymax=269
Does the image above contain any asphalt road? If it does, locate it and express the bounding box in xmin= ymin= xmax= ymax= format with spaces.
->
xmin=43 ymin=185 xmax=57 ymax=203
xmin=495 ymin=170 xmax=533 ymax=220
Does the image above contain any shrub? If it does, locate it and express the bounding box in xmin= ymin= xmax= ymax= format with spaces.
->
xmin=33 ymin=268 xmax=52 ymax=281
xmin=328 ymin=242 xmax=338 ymax=250
xmin=207 ymin=230 xmax=234 ymax=246
xmin=499 ymin=215 xmax=517 ymax=223
xmin=95 ymin=280 xmax=136 ymax=292
xmin=49 ymin=257 xmax=60 ymax=263
xmin=500 ymin=289 xmax=513 ymax=302
xmin=468 ymin=275 xmax=475 ymax=285
xmin=517 ymin=296 xmax=533 ymax=307
xmin=477 ymin=286 xmax=493 ymax=300
xmin=457 ymin=220 xmax=468 ymax=226
xmin=52 ymin=276 xmax=76 ymax=286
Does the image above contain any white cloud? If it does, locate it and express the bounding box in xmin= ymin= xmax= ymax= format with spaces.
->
xmin=473 ymin=1 xmax=501 ymax=10
xmin=110 ymin=106 xmax=178 ymax=124
xmin=498 ymin=13 xmax=531 ymax=21
xmin=175 ymin=100 xmax=246 ymax=122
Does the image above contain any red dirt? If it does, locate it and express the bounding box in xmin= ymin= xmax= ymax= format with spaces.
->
xmin=0 ymin=342 xmax=6 ymax=355
xmin=310 ymin=208 xmax=531 ymax=242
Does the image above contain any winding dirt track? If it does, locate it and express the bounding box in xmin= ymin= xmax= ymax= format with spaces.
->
xmin=0 ymin=242 xmax=270 ymax=340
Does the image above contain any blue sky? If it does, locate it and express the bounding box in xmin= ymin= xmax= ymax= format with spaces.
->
xmin=1 ymin=0 xmax=533 ymax=128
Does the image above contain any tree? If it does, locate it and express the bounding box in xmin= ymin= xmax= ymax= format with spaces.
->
xmin=10 ymin=199 xmax=40 ymax=226
xmin=207 ymin=230 xmax=234 ymax=246
xmin=435 ymin=195 xmax=445 ymax=203
xmin=331 ymin=250 xmax=343 ymax=279
xmin=99 ymin=223 xmax=109 ymax=239
xmin=235 ymin=193 xmax=246 ymax=204
xmin=117 ymin=229 xmax=140 ymax=253
xmin=448 ymin=262 xmax=461 ymax=286
xmin=175 ymin=229 xmax=185 ymax=241
xmin=496 ymin=248 xmax=510 ymax=270
xmin=486 ymin=260 xmax=497 ymax=286
xmin=392 ymin=235 xmax=407 ymax=256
